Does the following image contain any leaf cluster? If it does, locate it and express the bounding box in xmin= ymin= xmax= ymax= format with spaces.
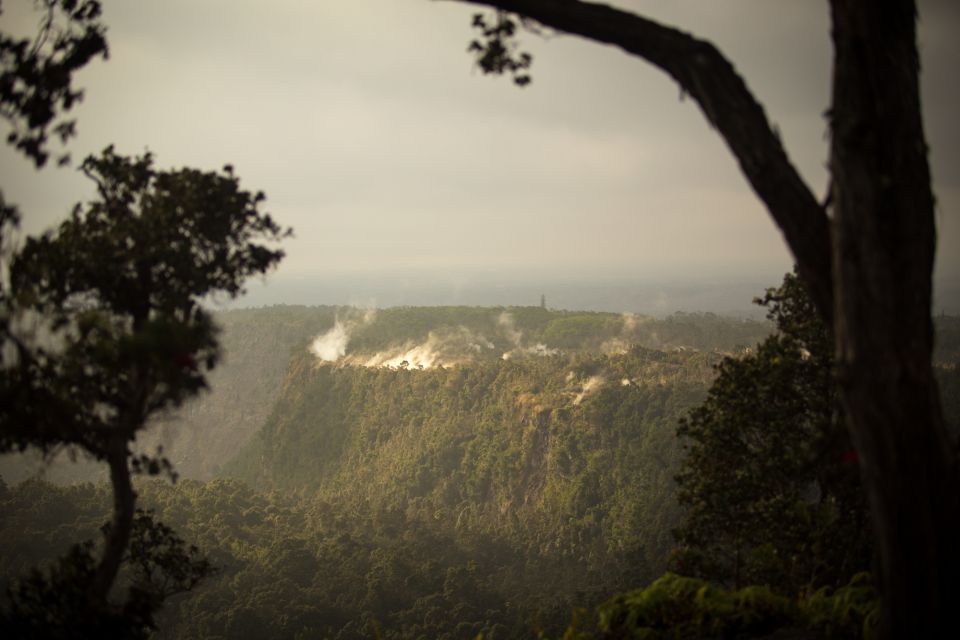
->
xmin=672 ymin=273 xmax=870 ymax=594
xmin=1 ymin=506 xmax=214 ymax=640
xmin=569 ymin=571 xmax=878 ymax=640
xmin=0 ymin=137 xmax=287 ymax=632
xmin=123 ymin=509 xmax=215 ymax=602
xmin=0 ymin=0 xmax=107 ymax=167
xmin=14 ymin=147 xmax=289 ymax=318
xmin=468 ymin=11 xmax=534 ymax=86
xmin=1 ymin=146 xmax=288 ymax=460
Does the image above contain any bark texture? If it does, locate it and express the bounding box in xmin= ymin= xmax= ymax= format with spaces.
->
xmin=449 ymin=0 xmax=959 ymax=636
xmin=828 ymin=1 xmax=959 ymax=636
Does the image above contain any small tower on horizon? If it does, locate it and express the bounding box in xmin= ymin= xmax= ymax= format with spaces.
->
xmin=540 ymin=294 xmax=546 ymax=309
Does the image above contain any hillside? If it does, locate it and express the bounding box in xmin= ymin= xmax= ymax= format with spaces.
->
xmin=0 ymin=305 xmax=340 ymax=484
xmin=2 ymin=305 xmax=959 ymax=639
xmin=226 ymin=344 xmax=719 ymax=557
xmin=0 ymin=305 xmax=772 ymax=485
xmin=3 ymin=302 xmax=954 ymax=489
xmin=2 ymin=346 xmax=727 ymax=639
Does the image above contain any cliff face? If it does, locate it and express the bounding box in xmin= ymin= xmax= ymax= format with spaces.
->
xmin=0 ymin=304 xmax=774 ymax=486
xmin=223 ymin=345 xmax=721 ymax=577
xmin=144 ymin=306 xmax=339 ymax=480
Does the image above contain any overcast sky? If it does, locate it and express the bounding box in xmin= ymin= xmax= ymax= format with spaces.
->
xmin=2 ymin=0 xmax=958 ymax=309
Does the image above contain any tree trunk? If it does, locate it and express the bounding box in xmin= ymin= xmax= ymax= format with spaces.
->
xmin=828 ymin=1 xmax=959 ymax=636
xmin=90 ymin=435 xmax=136 ymax=606
xmin=447 ymin=0 xmax=834 ymax=319
xmin=447 ymin=1 xmax=959 ymax=635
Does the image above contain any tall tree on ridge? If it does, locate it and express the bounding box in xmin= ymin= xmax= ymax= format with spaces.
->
xmin=673 ymin=272 xmax=871 ymax=594
xmin=0 ymin=146 xmax=289 ymax=631
xmin=444 ymin=1 xmax=957 ymax=636
xmin=1 ymin=2 xmax=290 ymax=631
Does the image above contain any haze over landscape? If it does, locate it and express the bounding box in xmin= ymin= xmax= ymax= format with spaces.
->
xmin=1 ymin=0 xmax=958 ymax=313
xmin=3 ymin=2 xmax=960 ymax=638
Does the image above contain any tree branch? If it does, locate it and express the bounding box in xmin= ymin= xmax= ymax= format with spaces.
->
xmin=444 ymin=0 xmax=834 ymax=321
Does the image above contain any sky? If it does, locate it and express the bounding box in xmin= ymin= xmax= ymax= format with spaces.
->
xmin=1 ymin=0 xmax=958 ymax=312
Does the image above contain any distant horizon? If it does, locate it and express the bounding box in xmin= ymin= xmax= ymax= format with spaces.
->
xmin=3 ymin=1 xmax=957 ymax=303
xmin=218 ymin=269 xmax=960 ymax=318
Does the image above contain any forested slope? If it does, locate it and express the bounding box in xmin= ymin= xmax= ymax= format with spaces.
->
xmin=0 ymin=305 xmax=340 ymax=484
xmin=0 ymin=305 xmax=771 ymax=485
xmin=2 ymin=306 xmax=957 ymax=639
xmin=1 ymin=348 xmax=723 ymax=639
xmin=226 ymin=346 xmax=718 ymax=560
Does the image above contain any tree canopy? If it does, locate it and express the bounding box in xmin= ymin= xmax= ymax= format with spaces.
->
xmin=0 ymin=3 xmax=289 ymax=631
xmin=673 ymin=273 xmax=871 ymax=593
xmin=0 ymin=0 xmax=107 ymax=168
xmin=0 ymin=144 xmax=288 ymax=630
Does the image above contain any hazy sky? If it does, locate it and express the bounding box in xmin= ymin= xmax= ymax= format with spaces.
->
xmin=2 ymin=0 xmax=958 ymax=308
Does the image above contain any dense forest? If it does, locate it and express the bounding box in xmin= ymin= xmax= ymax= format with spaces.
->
xmin=2 ymin=2 xmax=958 ymax=637
xmin=0 ymin=305 xmax=772 ymax=484
xmin=2 ymin=304 xmax=958 ymax=638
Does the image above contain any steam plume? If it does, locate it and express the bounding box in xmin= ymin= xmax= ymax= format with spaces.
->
xmin=310 ymin=319 xmax=349 ymax=362
xmin=308 ymin=309 xmax=377 ymax=363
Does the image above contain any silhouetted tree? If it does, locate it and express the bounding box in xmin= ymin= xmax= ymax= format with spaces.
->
xmin=1 ymin=5 xmax=289 ymax=630
xmin=2 ymin=509 xmax=213 ymax=638
xmin=0 ymin=0 xmax=108 ymax=168
xmin=0 ymin=146 xmax=288 ymax=630
xmin=447 ymin=2 xmax=956 ymax=635
xmin=673 ymin=273 xmax=870 ymax=593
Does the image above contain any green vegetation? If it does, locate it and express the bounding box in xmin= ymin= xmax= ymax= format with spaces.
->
xmin=0 ymin=304 xmax=774 ymax=486
xmin=460 ymin=4 xmax=955 ymax=635
xmin=2 ymin=299 xmax=957 ymax=638
xmin=2 ymin=2 xmax=956 ymax=637
xmin=1 ymin=3 xmax=294 ymax=636
xmin=0 ymin=304 xmax=749 ymax=639
xmin=226 ymin=345 xmax=717 ymax=559
xmin=0 ymin=145 xmax=286 ymax=634
xmin=672 ymin=274 xmax=871 ymax=593
xmin=2 ymin=294 xmax=958 ymax=637
xmin=578 ymin=572 xmax=878 ymax=640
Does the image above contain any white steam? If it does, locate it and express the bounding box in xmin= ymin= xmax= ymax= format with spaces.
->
xmin=308 ymin=309 xmax=377 ymax=363
xmin=310 ymin=319 xmax=350 ymax=362
xmin=497 ymin=312 xmax=523 ymax=346
xmin=310 ymin=309 xmax=562 ymax=370
xmin=497 ymin=312 xmax=560 ymax=360
xmin=502 ymin=342 xmax=559 ymax=360
xmin=357 ymin=326 xmax=495 ymax=370
xmin=363 ymin=333 xmax=444 ymax=369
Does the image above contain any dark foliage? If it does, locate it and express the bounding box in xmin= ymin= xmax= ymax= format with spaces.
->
xmin=0 ymin=0 xmax=107 ymax=167
xmin=672 ymin=273 xmax=871 ymax=592
xmin=2 ymin=509 xmax=213 ymax=639
xmin=1 ymin=111 xmax=287 ymax=635
xmin=468 ymin=10 xmax=533 ymax=86
xmin=2 ymin=146 xmax=289 ymax=459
